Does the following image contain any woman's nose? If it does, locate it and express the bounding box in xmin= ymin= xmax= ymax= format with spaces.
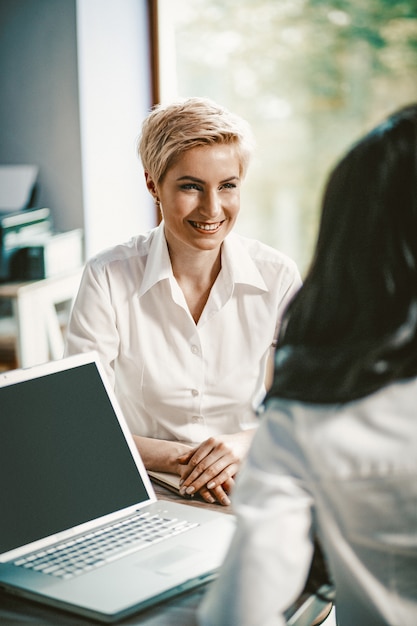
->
xmin=199 ymin=190 xmax=222 ymax=218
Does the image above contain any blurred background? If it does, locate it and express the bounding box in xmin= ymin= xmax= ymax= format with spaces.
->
xmin=158 ymin=0 xmax=417 ymax=274
xmin=1 ymin=0 xmax=417 ymax=371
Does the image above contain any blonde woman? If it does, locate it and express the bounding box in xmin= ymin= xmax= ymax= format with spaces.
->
xmin=65 ymin=97 xmax=301 ymax=506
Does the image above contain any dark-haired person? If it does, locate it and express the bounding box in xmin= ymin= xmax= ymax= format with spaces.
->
xmin=65 ymin=97 xmax=301 ymax=506
xmin=199 ymin=103 xmax=417 ymax=624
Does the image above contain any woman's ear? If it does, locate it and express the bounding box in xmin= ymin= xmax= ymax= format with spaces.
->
xmin=144 ymin=171 xmax=159 ymax=201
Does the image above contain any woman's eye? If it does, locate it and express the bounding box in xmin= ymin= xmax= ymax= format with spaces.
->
xmin=221 ymin=182 xmax=237 ymax=190
xmin=181 ymin=183 xmax=202 ymax=191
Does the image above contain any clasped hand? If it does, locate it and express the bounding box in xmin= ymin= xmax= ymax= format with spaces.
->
xmin=177 ymin=433 xmax=252 ymax=506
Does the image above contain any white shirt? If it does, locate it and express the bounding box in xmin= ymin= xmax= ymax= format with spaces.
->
xmin=65 ymin=223 xmax=301 ymax=441
xmin=198 ymin=377 xmax=417 ymax=626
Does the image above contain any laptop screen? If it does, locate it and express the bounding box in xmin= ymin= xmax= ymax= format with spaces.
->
xmin=0 ymin=361 xmax=150 ymax=555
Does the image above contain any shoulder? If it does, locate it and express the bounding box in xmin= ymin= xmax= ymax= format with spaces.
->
xmin=86 ymin=228 xmax=157 ymax=274
xmin=232 ymin=232 xmax=298 ymax=267
xmin=229 ymin=232 xmax=302 ymax=283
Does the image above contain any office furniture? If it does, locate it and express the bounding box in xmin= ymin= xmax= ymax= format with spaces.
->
xmin=0 ymin=268 xmax=83 ymax=369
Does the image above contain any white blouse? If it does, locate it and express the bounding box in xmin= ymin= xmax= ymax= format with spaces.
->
xmin=65 ymin=223 xmax=301 ymax=442
xmin=198 ymin=377 xmax=417 ymax=626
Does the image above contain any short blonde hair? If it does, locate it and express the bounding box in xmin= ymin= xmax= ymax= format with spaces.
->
xmin=137 ymin=97 xmax=255 ymax=183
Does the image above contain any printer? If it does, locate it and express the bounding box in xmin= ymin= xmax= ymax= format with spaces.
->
xmin=0 ymin=207 xmax=52 ymax=280
xmin=0 ymin=165 xmax=83 ymax=282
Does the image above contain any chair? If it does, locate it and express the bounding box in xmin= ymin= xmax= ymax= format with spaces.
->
xmin=0 ymin=268 xmax=82 ymax=369
xmin=285 ymin=537 xmax=335 ymax=625
xmin=286 ymin=586 xmax=334 ymax=625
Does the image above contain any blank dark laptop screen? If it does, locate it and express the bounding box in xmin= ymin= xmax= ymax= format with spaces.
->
xmin=0 ymin=362 xmax=149 ymax=554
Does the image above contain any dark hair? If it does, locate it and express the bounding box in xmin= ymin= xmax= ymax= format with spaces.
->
xmin=268 ymin=103 xmax=417 ymax=404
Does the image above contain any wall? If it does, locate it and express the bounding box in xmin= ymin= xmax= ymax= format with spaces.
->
xmin=0 ymin=0 xmax=154 ymax=259
xmin=76 ymin=0 xmax=154 ymax=256
xmin=0 ymin=0 xmax=83 ymax=233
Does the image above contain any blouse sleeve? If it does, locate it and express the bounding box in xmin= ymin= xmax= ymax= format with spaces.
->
xmin=274 ymin=261 xmax=303 ymax=342
xmin=198 ymin=403 xmax=314 ymax=626
xmin=64 ymin=260 xmax=119 ymax=388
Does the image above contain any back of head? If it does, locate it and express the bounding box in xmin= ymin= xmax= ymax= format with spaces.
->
xmin=269 ymin=103 xmax=417 ymax=403
xmin=319 ymin=103 xmax=417 ymax=303
xmin=138 ymin=97 xmax=255 ymax=183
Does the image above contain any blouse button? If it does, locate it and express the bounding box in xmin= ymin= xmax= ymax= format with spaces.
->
xmin=191 ymin=415 xmax=201 ymax=423
xmin=191 ymin=389 xmax=199 ymax=397
xmin=191 ymin=345 xmax=199 ymax=355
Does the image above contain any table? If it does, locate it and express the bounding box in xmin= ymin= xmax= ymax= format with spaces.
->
xmin=0 ymin=482 xmax=333 ymax=626
xmin=0 ymin=268 xmax=83 ymax=368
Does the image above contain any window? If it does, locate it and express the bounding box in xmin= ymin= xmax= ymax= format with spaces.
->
xmin=157 ymin=0 xmax=417 ymax=274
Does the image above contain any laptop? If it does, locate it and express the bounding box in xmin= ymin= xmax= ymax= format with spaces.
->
xmin=0 ymin=352 xmax=236 ymax=623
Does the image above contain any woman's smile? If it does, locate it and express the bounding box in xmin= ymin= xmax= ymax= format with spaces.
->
xmin=188 ymin=220 xmax=225 ymax=233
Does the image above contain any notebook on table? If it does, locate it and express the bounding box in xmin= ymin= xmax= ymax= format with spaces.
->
xmin=0 ymin=352 xmax=235 ymax=623
xmin=148 ymin=470 xmax=182 ymax=494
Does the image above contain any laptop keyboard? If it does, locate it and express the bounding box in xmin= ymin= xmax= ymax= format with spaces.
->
xmin=13 ymin=510 xmax=199 ymax=579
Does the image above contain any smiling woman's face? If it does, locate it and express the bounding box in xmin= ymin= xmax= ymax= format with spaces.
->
xmin=147 ymin=144 xmax=242 ymax=257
